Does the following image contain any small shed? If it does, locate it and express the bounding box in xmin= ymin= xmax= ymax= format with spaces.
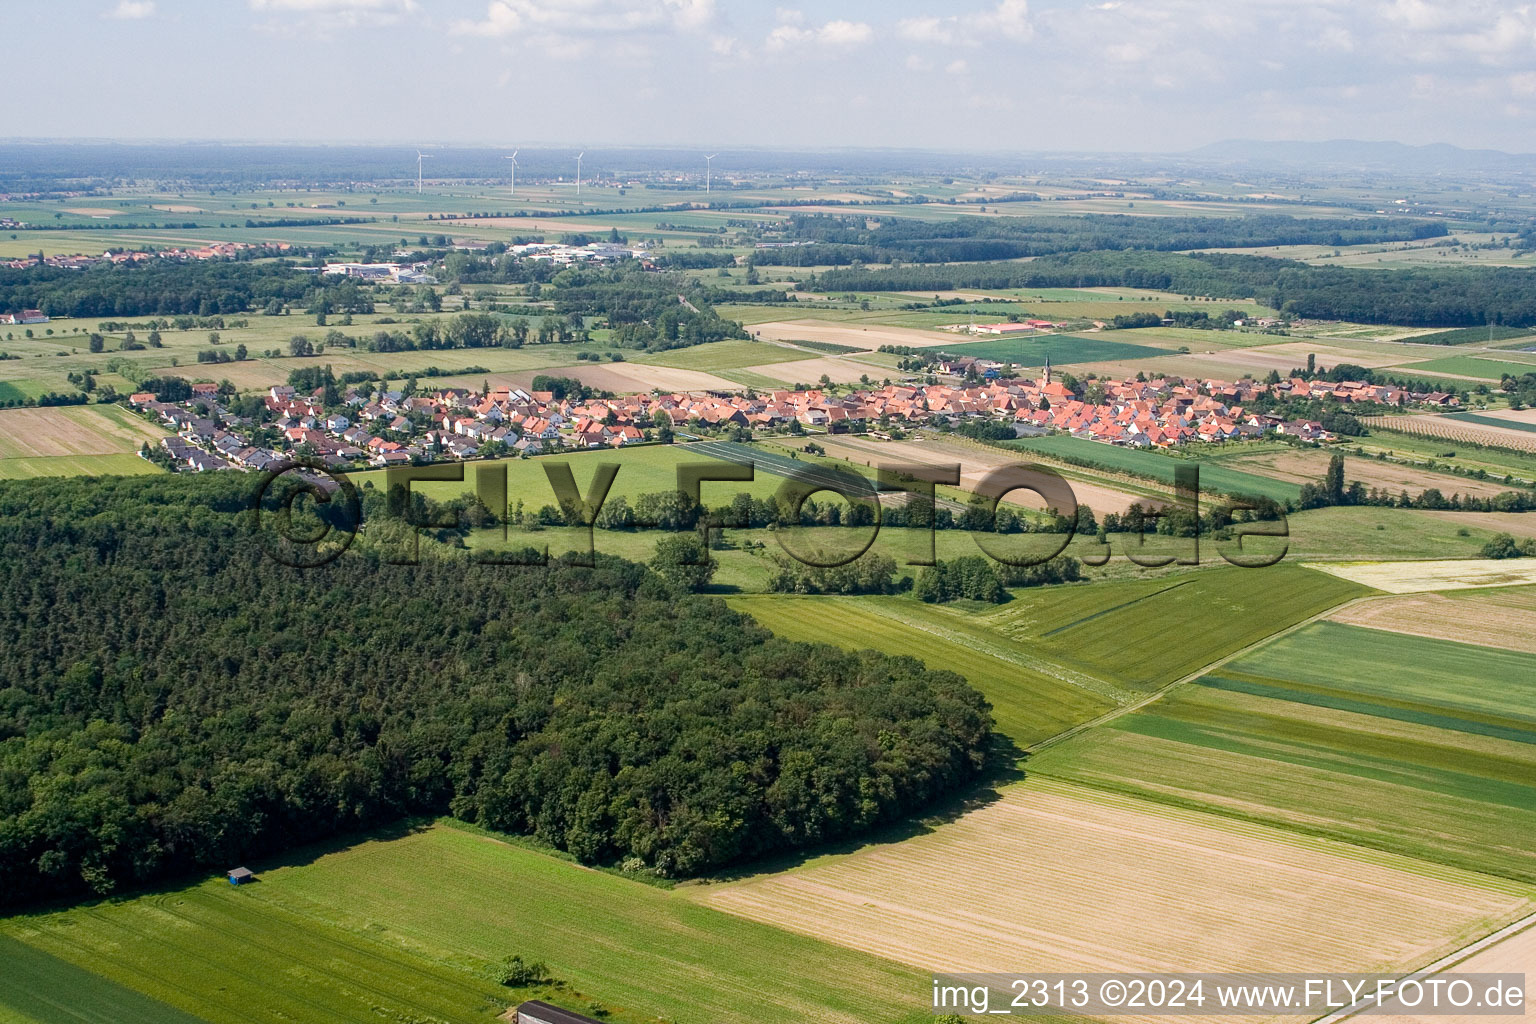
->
xmin=227 ymin=867 xmax=255 ymax=886
xmin=514 ymin=1001 xmax=603 ymax=1024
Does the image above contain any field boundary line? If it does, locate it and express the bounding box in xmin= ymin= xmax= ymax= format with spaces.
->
xmin=1025 ymin=590 xmax=1379 ymax=754
xmin=1309 ymin=908 xmax=1536 ymax=1024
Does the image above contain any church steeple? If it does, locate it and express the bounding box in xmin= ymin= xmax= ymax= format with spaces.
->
xmin=1043 ymin=353 xmax=1052 ymax=385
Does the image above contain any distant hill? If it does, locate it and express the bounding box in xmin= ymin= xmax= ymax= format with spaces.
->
xmin=1185 ymin=139 xmax=1536 ymax=174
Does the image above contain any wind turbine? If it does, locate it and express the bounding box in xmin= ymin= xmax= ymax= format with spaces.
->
xmin=415 ymin=150 xmax=433 ymax=194
xmin=575 ymin=151 xmax=585 ymax=196
xmin=504 ymin=150 xmax=518 ymax=199
xmin=705 ymin=153 xmax=717 ymax=195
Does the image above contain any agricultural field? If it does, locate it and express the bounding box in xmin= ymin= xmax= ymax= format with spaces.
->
xmin=744 ymin=319 xmax=960 ymax=350
xmin=1365 ymin=414 xmax=1536 ymax=453
xmin=0 ymin=824 xmax=933 ymax=1024
xmin=940 ymin=333 xmax=1170 ymax=366
xmin=1373 ymin=922 xmax=1536 ymax=1024
xmin=798 ymin=432 xmax=1155 ymax=514
xmin=1004 ymin=435 xmax=1303 ymax=503
xmin=1282 ymin=506 xmax=1509 ymax=561
xmin=695 ymin=777 xmax=1533 ymax=988
xmin=982 ymin=564 xmax=1365 ymax=695
xmin=493 ymin=361 xmax=740 ymax=394
xmin=1328 ymin=586 xmax=1536 ymax=653
xmin=1213 ymin=447 xmax=1518 ymax=499
xmin=0 ymin=404 xmax=169 ymax=478
xmin=633 ymin=338 xmax=811 ymax=372
xmin=1306 ymin=558 xmax=1536 ymax=592
xmin=1444 ymin=410 xmax=1536 ymax=434
xmin=742 ymin=355 xmax=881 ymax=386
xmin=1401 ymin=325 xmax=1536 ymax=346
xmin=348 ymin=441 xmax=788 ymax=509
xmin=727 ymin=594 xmax=1120 ymax=747
xmin=1028 ymin=621 xmax=1536 ymax=882
xmin=1397 ymin=355 xmax=1536 ymax=380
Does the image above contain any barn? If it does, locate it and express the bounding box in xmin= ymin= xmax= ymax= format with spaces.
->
xmin=514 ymin=1000 xmax=604 ymax=1024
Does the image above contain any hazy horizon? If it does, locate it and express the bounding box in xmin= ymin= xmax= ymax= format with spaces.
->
xmin=7 ymin=0 xmax=1536 ymax=152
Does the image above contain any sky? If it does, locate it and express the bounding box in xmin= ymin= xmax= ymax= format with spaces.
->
xmin=5 ymin=0 xmax=1536 ymax=152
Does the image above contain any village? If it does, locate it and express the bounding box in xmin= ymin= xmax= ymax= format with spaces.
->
xmin=1 ymin=240 xmax=293 ymax=271
xmin=128 ymin=354 xmax=1463 ymax=477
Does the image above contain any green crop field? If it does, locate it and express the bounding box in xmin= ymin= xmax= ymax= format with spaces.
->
xmin=1404 ymin=326 xmax=1536 ymax=346
xmin=1004 ymin=435 xmax=1303 ymax=502
xmin=731 ymin=566 xmax=1366 ymax=746
xmin=635 ymin=339 xmax=810 ymax=371
xmin=940 ymin=333 xmax=1169 ymax=366
xmin=1398 ymin=356 xmax=1536 ymax=380
xmin=0 ymin=933 xmax=209 ymax=1024
xmin=984 ymin=565 xmax=1366 ymax=694
xmin=1030 ymin=621 xmax=1536 ymax=883
xmin=727 ymin=593 xmax=1119 ymax=746
xmin=0 ymin=824 xmax=932 ymax=1024
xmin=1444 ymin=411 xmax=1536 ymax=434
xmin=0 ymin=452 xmax=163 ymax=480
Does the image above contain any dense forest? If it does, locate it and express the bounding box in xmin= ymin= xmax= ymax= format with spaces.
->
xmin=814 ymin=251 xmax=1536 ymax=327
xmin=751 ymin=213 xmax=1447 ymax=265
xmin=0 ymin=474 xmax=992 ymax=907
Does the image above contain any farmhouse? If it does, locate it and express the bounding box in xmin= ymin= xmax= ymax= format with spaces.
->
xmin=514 ymin=1001 xmax=604 ymax=1024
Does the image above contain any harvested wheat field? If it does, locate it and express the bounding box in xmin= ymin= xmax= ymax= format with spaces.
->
xmin=1423 ymin=510 xmax=1536 ymax=538
xmin=1329 ymin=590 xmax=1536 ymax=653
xmin=696 ymin=779 xmax=1532 ymax=1006
xmin=805 ymin=433 xmax=1147 ymax=513
xmin=1373 ymin=920 xmax=1535 ymax=1024
xmin=1469 ymin=406 xmax=1536 ymax=426
xmin=747 ymin=356 xmax=876 ymax=386
xmin=0 ymin=405 xmax=167 ymax=459
xmin=1259 ymin=341 xmax=1413 ymax=369
xmin=1221 ymin=449 xmax=1515 ymax=499
xmin=1305 ymin=559 xmax=1536 ymax=592
xmin=748 ymin=320 xmax=959 ymax=351
xmin=509 ymin=362 xmax=739 ymax=394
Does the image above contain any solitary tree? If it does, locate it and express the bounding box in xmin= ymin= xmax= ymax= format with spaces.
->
xmin=650 ymin=534 xmax=715 ymax=591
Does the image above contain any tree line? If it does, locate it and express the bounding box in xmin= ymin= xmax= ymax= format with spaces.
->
xmin=750 ymin=213 xmax=1446 ymax=266
xmin=0 ymin=261 xmax=369 ymax=319
xmin=812 ymin=251 xmax=1536 ymax=328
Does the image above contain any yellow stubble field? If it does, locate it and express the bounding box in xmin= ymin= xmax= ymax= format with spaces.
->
xmin=694 ymin=779 xmax=1534 ymax=1022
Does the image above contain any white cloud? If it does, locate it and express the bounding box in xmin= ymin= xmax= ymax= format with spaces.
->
xmin=905 ymin=53 xmax=933 ymax=71
xmin=452 ymin=0 xmax=715 ymax=38
xmin=897 ymin=0 xmax=1032 ymax=46
xmin=250 ymin=0 xmax=419 ymax=33
xmin=765 ymin=16 xmax=872 ymax=51
xmin=105 ymin=0 xmax=156 ymax=18
xmin=251 ymin=0 xmax=414 ymax=10
xmin=946 ymin=58 xmax=969 ymax=75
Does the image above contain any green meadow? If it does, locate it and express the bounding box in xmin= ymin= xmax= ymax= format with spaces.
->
xmin=0 ymin=824 xmax=932 ymax=1024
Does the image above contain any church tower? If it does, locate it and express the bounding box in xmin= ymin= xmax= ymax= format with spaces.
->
xmin=1042 ymin=353 xmax=1052 ymax=386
